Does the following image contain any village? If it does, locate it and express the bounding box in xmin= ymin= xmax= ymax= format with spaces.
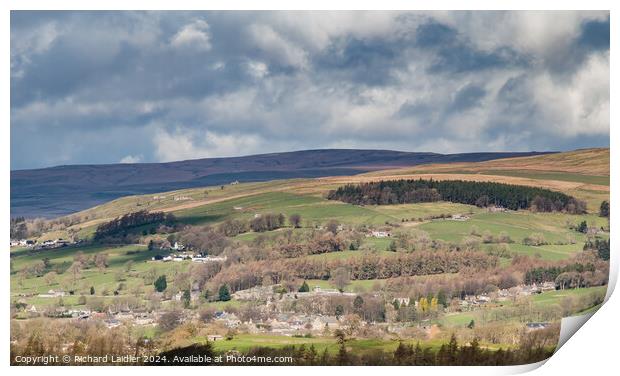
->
xmin=16 ymin=278 xmax=558 ymax=342
xmin=10 ymin=237 xmax=81 ymax=250
xmin=150 ymin=242 xmax=227 ymax=263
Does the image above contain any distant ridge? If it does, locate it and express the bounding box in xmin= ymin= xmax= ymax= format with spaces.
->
xmin=11 ymin=149 xmax=552 ymax=218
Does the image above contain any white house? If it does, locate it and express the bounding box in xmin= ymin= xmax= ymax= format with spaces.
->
xmin=171 ymin=242 xmax=185 ymax=251
xmin=370 ymin=231 xmax=391 ymax=238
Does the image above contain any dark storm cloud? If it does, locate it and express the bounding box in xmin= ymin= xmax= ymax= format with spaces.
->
xmin=10 ymin=11 xmax=609 ymax=169
xmin=449 ymin=84 xmax=486 ymax=113
xmin=315 ymin=37 xmax=404 ymax=86
xmin=415 ymin=21 xmax=529 ymax=74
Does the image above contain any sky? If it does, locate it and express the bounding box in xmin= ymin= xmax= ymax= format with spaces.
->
xmin=10 ymin=11 xmax=610 ymax=170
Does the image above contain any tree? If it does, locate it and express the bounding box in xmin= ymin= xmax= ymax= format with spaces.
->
xmin=331 ymin=267 xmax=350 ymax=292
xmin=475 ymin=195 xmax=490 ymax=208
xmin=394 ymin=341 xmax=409 ymax=365
xmin=334 ymin=329 xmax=348 ymax=365
xmin=387 ymin=240 xmax=397 ymax=252
xmin=158 ymin=311 xmax=181 ymax=331
xmin=182 ymin=289 xmax=191 ymax=308
xmin=298 ymin=280 xmax=310 ymax=292
xmin=94 ymin=253 xmax=108 ymax=272
xmin=154 ymin=275 xmax=167 ymax=292
xmin=600 ymin=200 xmax=610 ymax=218
xmin=43 ymin=271 xmax=57 ymax=286
xmin=468 ymin=319 xmax=475 ymax=329
xmin=335 ymin=304 xmax=344 ymax=318
xmin=326 ymin=220 xmax=340 ymax=235
xmin=90 ymin=286 xmax=95 ymax=295
xmin=430 ymin=297 xmax=439 ymax=312
xmin=68 ymin=261 xmax=82 ymax=286
xmin=353 ymin=295 xmax=364 ymax=315
xmin=597 ymin=239 xmax=610 ymax=261
xmin=419 ymin=297 xmax=429 ymax=313
xmin=218 ymin=284 xmax=231 ymax=301
xmin=437 ymin=290 xmax=448 ymax=308
xmin=341 ymin=314 xmax=361 ymax=336
xmin=577 ymin=220 xmax=588 ymax=234
xmin=289 ymin=214 xmax=302 ymax=228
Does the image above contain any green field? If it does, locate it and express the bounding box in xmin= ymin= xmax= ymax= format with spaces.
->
xmin=11 ymin=243 xmax=184 ymax=301
xmin=208 ymin=333 xmax=506 ymax=354
xmin=176 ymin=191 xmax=394 ymax=226
xmin=441 ymin=286 xmax=607 ymax=327
xmin=418 ymin=211 xmax=608 ymax=260
xmin=369 ymin=202 xmax=483 ymax=220
xmin=304 ymin=278 xmax=385 ymax=292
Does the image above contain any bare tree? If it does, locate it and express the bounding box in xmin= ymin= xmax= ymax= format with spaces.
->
xmin=331 ymin=267 xmax=350 ymax=292
xmin=289 ymin=214 xmax=302 ymax=228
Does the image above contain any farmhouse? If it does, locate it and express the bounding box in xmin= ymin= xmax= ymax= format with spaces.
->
xmin=525 ymin=322 xmax=551 ymax=331
xmin=369 ymin=231 xmax=391 ymax=238
xmin=311 ymin=316 xmax=340 ymax=331
xmin=487 ymin=206 xmax=507 ymax=213
xmin=171 ymin=242 xmax=185 ymax=251
xmin=449 ymin=214 xmax=470 ymax=221
xmin=38 ymin=289 xmax=66 ymax=298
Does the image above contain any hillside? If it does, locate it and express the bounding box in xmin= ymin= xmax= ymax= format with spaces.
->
xmin=11 ymin=148 xmax=610 ymax=363
xmin=21 ymin=148 xmax=606 ymax=244
xmin=11 ymin=149 xmax=550 ymax=218
xmin=369 ymin=148 xmax=609 ymax=177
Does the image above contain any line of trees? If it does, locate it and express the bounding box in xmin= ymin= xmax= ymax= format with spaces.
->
xmin=524 ymin=263 xmax=596 ymax=285
xmin=327 ymin=179 xmax=585 ymax=213
xmin=583 ymin=238 xmax=610 ymax=260
xmin=210 ymin=250 xmax=498 ymax=292
xmin=250 ymin=213 xmax=286 ymax=232
xmin=217 ymin=213 xmax=302 ymax=236
xmin=94 ymin=210 xmax=175 ymax=241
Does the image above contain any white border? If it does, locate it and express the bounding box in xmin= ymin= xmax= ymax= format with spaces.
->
xmin=3 ymin=2 xmax=617 ymax=375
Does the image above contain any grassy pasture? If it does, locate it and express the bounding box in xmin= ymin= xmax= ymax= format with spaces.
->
xmin=209 ymin=333 xmax=509 ymax=354
xmin=304 ymin=279 xmax=385 ymax=292
xmin=175 ymin=191 xmax=394 ymax=227
xmin=369 ymin=202 xmax=483 ymax=220
xmin=417 ymin=211 xmax=608 ymax=260
xmin=10 ymin=243 xmax=195 ymax=301
xmin=441 ymin=286 xmax=607 ymax=327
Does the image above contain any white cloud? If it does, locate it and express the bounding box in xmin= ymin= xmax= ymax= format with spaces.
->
xmin=247 ymin=23 xmax=308 ymax=68
xmin=10 ymin=11 xmax=609 ymax=169
xmin=171 ymin=19 xmax=211 ymax=51
xmin=153 ymin=127 xmax=263 ymax=162
xmin=246 ymin=60 xmax=269 ymax=79
xmin=531 ymin=51 xmax=610 ymax=137
xmin=119 ymin=155 xmax=142 ymax=163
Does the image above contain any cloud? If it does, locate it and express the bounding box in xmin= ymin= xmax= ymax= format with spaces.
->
xmin=120 ymin=155 xmax=143 ymax=163
xmin=10 ymin=11 xmax=609 ymax=169
xmin=153 ymin=127 xmax=263 ymax=162
xmin=170 ymin=19 xmax=211 ymax=51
